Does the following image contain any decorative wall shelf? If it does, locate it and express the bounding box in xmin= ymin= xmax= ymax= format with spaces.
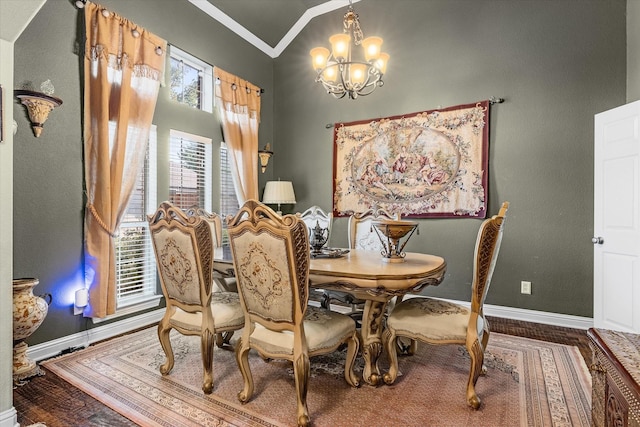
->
xmin=15 ymin=89 xmax=62 ymax=137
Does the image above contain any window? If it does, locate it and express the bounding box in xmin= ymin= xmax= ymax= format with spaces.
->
xmin=169 ymin=45 xmax=213 ymax=113
xmin=169 ymin=129 xmax=212 ymax=211
xmin=220 ymin=143 xmax=240 ymax=245
xmin=115 ymin=125 xmax=158 ymax=309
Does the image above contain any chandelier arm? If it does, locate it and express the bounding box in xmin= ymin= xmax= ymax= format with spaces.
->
xmin=314 ymin=59 xmax=383 ymax=99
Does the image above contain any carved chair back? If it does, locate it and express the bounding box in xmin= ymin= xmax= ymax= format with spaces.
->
xmin=348 ymin=208 xmax=395 ymax=252
xmin=227 ymin=199 xmax=310 ymax=333
xmin=300 ymin=205 xmax=333 ymax=246
xmin=149 ymin=201 xmax=213 ymax=310
xmin=470 ymin=201 xmax=509 ymax=317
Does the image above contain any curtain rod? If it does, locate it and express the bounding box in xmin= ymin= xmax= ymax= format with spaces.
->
xmin=324 ymin=97 xmax=506 ymax=128
xmin=74 ymin=0 xmax=267 ymax=96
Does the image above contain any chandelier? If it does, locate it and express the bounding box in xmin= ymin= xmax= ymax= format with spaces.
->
xmin=310 ymin=3 xmax=389 ymax=100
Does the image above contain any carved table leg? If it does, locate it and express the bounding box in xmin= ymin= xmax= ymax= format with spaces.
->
xmin=360 ymin=299 xmax=388 ymax=386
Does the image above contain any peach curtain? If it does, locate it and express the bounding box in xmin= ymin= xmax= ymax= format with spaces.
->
xmin=83 ymin=2 xmax=166 ymax=318
xmin=214 ymin=67 xmax=261 ymax=203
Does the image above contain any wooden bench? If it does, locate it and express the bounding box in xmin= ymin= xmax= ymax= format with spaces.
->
xmin=588 ymin=328 xmax=640 ymax=427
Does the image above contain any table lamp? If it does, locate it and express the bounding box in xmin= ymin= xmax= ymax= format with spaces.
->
xmin=263 ymin=180 xmax=296 ymax=215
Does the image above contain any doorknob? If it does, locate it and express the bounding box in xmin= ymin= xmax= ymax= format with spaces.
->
xmin=592 ymin=237 xmax=604 ymax=244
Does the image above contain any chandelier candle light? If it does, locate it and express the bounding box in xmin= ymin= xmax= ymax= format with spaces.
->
xmin=310 ymin=2 xmax=388 ymax=99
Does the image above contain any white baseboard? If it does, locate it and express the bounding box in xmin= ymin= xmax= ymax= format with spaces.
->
xmin=314 ymin=297 xmax=594 ymax=330
xmin=483 ymin=303 xmax=592 ymax=330
xmin=0 ymin=407 xmax=18 ymax=427
xmin=27 ymin=309 xmax=164 ymax=362
xmin=27 ymin=301 xmax=593 ymax=363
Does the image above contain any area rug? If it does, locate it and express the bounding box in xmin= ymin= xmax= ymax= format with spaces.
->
xmin=42 ymin=327 xmax=591 ymax=427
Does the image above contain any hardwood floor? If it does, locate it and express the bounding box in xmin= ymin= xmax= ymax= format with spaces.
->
xmin=13 ymin=316 xmax=592 ymax=427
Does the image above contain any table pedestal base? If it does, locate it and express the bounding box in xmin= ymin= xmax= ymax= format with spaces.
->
xmin=360 ymin=300 xmax=388 ymax=386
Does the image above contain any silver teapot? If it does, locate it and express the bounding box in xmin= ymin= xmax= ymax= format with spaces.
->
xmin=309 ymin=220 xmax=329 ymax=253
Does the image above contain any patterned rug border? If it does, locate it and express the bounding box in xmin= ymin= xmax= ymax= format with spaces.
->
xmin=42 ymin=327 xmax=592 ymax=427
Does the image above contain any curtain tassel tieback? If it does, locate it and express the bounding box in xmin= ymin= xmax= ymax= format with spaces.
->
xmin=87 ymin=203 xmax=118 ymax=237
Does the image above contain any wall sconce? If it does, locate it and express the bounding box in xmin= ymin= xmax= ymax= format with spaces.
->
xmin=258 ymin=143 xmax=273 ymax=173
xmin=15 ymin=89 xmax=62 ymax=137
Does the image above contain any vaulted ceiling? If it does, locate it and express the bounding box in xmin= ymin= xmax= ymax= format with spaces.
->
xmin=193 ymin=0 xmax=359 ymax=58
xmin=0 ymin=1 xmax=356 ymax=57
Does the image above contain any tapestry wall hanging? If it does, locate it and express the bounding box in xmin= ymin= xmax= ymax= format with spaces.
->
xmin=333 ymin=100 xmax=489 ymax=218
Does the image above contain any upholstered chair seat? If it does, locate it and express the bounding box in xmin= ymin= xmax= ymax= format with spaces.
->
xmin=169 ymin=292 xmax=244 ymax=332
xmin=383 ymin=202 xmax=509 ymax=410
xmin=249 ymin=306 xmax=357 ymax=356
xmin=384 ymin=298 xmax=475 ymax=341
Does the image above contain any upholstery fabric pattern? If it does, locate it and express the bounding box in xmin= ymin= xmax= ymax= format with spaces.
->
xmin=353 ymin=223 xmax=382 ymax=251
xmin=159 ymin=237 xmax=193 ymax=295
xmin=250 ymin=306 xmax=355 ymax=356
xmin=348 ymin=209 xmax=395 ymax=252
xmin=170 ymin=292 xmax=244 ymax=332
xmin=389 ymin=298 xmax=470 ymax=341
xmin=235 ymin=234 xmax=293 ymax=322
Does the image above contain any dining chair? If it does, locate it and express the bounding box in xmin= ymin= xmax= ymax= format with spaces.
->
xmin=148 ymin=201 xmax=244 ymax=394
xmin=299 ymin=205 xmax=333 ymax=247
xmin=322 ymin=208 xmax=396 ymax=317
xmin=227 ymin=199 xmax=360 ymax=427
xmin=185 ymin=205 xmax=237 ymax=293
xmin=348 ymin=208 xmax=396 ymax=252
xmin=382 ymin=201 xmax=509 ymax=409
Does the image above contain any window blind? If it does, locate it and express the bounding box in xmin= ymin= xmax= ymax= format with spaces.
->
xmin=115 ymin=125 xmax=158 ymax=307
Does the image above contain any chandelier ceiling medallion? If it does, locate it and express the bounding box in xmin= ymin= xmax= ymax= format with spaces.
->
xmin=310 ymin=2 xmax=388 ymax=100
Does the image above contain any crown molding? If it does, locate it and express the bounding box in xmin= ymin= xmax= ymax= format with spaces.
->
xmin=187 ymin=0 xmax=360 ymax=58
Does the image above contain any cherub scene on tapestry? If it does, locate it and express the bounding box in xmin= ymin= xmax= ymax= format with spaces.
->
xmin=332 ymin=100 xmax=489 ymax=218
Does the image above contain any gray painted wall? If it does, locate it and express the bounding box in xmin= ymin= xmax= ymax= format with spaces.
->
xmin=11 ymin=0 xmax=628 ymax=347
xmin=273 ymin=0 xmax=626 ymax=317
xmin=629 ymin=0 xmax=640 ymax=102
xmin=13 ymin=0 xmax=274 ymax=344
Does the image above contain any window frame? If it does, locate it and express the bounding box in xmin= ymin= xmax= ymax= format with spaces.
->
xmin=169 ymin=129 xmax=213 ymax=212
xmin=110 ymin=125 xmax=160 ymax=317
xmin=168 ymin=45 xmax=213 ymax=113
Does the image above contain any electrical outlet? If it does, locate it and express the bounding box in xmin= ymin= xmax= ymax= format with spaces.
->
xmin=521 ymin=281 xmax=532 ymax=295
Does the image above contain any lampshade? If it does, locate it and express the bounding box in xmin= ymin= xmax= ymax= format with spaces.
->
xmin=263 ymin=181 xmax=296 ymax=205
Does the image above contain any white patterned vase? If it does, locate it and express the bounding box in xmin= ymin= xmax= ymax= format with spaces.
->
xmin=13 ymin=278 xmax=50 ymax=382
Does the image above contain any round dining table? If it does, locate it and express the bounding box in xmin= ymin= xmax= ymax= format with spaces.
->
xmin=308 ymin=249 xmax=447 ymax=385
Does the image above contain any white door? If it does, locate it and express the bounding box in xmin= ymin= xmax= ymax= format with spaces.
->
xmin=594 ymin=100 xmax=640 ymax=333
